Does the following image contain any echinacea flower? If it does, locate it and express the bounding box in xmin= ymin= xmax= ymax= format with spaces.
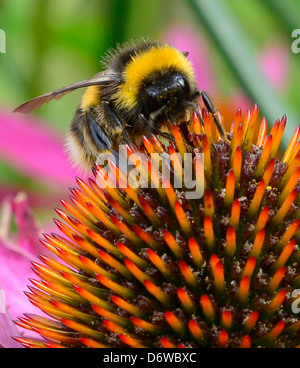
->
xmin=13 ymin=104 xmax=300 ymax=348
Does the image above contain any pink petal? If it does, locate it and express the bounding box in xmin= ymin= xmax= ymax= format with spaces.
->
xmin=258 ymin=43 xmax=289 ymax=90
xmin=163 ymin=25 xmax=216 ymax=93
xmin=0 ymin=243 xmax=38 ymax=344
xmin=0 ymin=312 xmax=21 ymax=348
xmin=0 ymin=195 xmax=42 ymax=333
xmin=0 ymin=109 xmax=82 ymax=185
xmin=0 ymin=239 xmax=37 ymax=322
xmin=9 ymin=193 xmax=42 ymax=256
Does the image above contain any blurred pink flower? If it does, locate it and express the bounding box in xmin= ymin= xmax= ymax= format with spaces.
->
xmin=228 ymin=43 xmax=289 ymax=118
xmin=0 ymin=109 xmax=81 ymax=186
xmin=258 ymin=43 xmax=289 ymax=91
xmin=163 ymin=27 xmax=290 ymax=122
xmin=0 ymin=106 xmax=89 ymax=347
xmin=163 ymin=25 xmax=216 ymax=93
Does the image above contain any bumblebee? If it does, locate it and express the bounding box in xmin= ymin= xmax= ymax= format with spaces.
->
xmin=14 ymin=40 xmax=224 ymax=169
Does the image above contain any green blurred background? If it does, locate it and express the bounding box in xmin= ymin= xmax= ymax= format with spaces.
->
xmin=0 ymin=0 xmax=300 ymax=226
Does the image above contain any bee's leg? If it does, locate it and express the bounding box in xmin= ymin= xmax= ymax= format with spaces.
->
xmin=102 ymin=102 xmax=134 ymax=170
xmin=87 ymin=112 xmax=123 ymax=167
xmin=183 ymin=98 xmax=217 ymax=150
xmin=159 ymin=131 xmax=175 ymax=141
xmin=88 ymin=112 xmax=112 ymax=150
xmin=103 ymin=102 xmax=132 ymax=145
xmin=85 ymin=111 xmax=128 ymax=174
xmin=183 ymin=92 xmax=205 ymax=128
xmin=194 ymin=105 xmax=205 ymax=127
xmin=140 ymin=114 xmax=175 ymax=142
xmin=200 ymin=91 xmax=226 ymax=137
xmin=149 ymin=122 xmax=175 ymax=142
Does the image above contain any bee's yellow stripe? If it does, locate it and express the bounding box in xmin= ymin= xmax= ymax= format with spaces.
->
xmin=114 ymin=44 xmax=195 ymax=110
xmin=81 ymin=85 xmax=101 ymax=110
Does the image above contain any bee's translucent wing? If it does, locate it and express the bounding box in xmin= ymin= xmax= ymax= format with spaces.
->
xmin=14 ymin=72 xmax=119 ymax=114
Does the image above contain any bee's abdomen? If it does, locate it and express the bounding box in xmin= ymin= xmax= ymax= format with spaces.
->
xmin=65 ymin=107 xmax=99 ymax=170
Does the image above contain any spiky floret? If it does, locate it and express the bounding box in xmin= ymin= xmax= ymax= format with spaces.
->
xmin=14 ymin=105 xmax=300 ymax=348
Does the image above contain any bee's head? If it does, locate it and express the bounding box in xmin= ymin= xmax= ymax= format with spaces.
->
xmin=141 ymin=72 xmax=192 ymax=121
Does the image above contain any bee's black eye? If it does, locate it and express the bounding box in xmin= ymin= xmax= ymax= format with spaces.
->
xmin=175 ymin=75 xmax=190 ymax=99
xmin=142 ymin=73 xmax=191 ymax=116
xmin=146 ymin=88 xmax=161 ymax=112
